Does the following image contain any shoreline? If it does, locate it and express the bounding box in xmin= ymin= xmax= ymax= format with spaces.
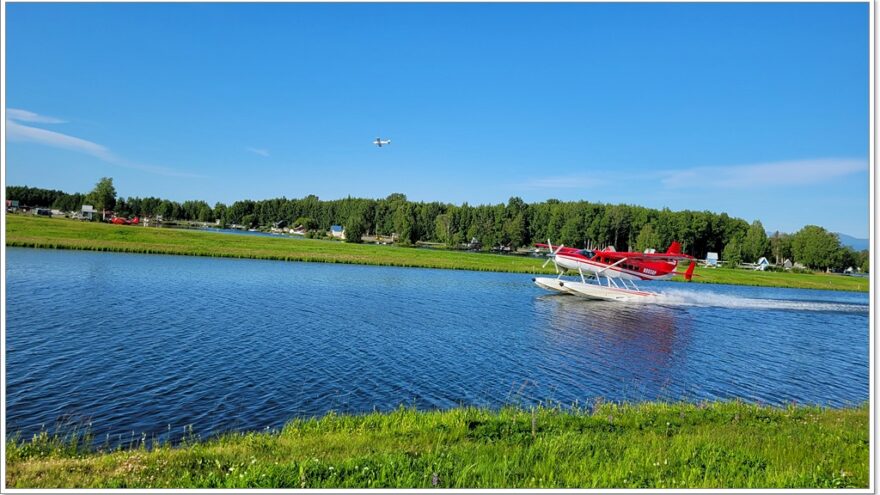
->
xmin=6 ymin=401 xmax=868 ymax=489
xmin=5 ymin=215 xmax=870 ymax=292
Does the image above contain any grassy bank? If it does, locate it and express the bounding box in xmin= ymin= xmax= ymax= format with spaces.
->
xmin=5 ymin=402 xmax=868 ymax=489
xmin=688 ymin=265 xmax=869 ymax=292
xmin=5 ymin=215 xmax=550 ymax=274
xmin=5 ymin=215 xmax=869 ymax=291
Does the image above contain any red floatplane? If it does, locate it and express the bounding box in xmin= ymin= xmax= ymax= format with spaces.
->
xmin=533 ymin=240 xmax=696 ymax=302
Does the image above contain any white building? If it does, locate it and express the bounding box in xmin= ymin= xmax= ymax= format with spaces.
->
xmin=755 ymin=257 xmax=770 ymax=271
xmin=81 ymin=205 xmax=96 ymax=221
xmin=706 ymin=252 xmax=719 ymax=267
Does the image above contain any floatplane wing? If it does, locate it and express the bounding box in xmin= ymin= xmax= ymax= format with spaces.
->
xmin=602 ymin=251 xmax=694 ymax=263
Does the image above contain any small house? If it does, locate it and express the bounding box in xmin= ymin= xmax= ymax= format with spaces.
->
xmin=755 ymin=257 xmax=769 ymax=271
xmin=330 ymin=225 xmax=345 ymax=239
xmin=81 ymin=205 xmax=96 ymax=221
xmin=782 ymin=259 xmax=793 ymax=270
xmin=6 ymin=200 xmax=19 ymax=212
xmin=706 ymin=252 xmax=719 ymax=268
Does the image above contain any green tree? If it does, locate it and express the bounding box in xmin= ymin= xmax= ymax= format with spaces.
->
xmin=196 ymin=202 xmax=214 ymax=222
xmin=240 ymin=214 xmax=257 ymax=228
xmin=829 ymin=246 xmax=858 ymax=272
xmin=791 ymin=225 xmax=841 ymax=270
xmin=741 ymin=220 xmax=769 ymax=262
xmin=606 ymin=205 xmax=631 ymax=249
xmin=634 ymin=224 xmax=661 ymax=252
xmin=344 ymin=214 xmax=365 ymax=243
xmin=858 ymin=250 xmax=870 ymax=273
xmin=214 ymin=202 xmax=228 ymax=227
xmin=85 ymin=177 xmax=117 ymax=219
xmin=156 ymin=200 xmax=173 ymax=220
xmin=504 ymin=213 xmax=528 ymax=249
xmin=293 ymin=217 xmax=318 ymax=231
xmin=722 ymin=236 xmax=743 ymax=267
xmin=769 ymin=231 xmax=793 ymax=265
xmin=560 ymin=216 xmax=585 ymax=248
xmin=393 ymin=204 xmax=418 ymax=245
xmin=435 ymin=213 xmax=452 ymax=245
xmin=52 ymin=193 xmax=84 ymax=212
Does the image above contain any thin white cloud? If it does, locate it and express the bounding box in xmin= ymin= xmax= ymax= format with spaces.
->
xmin=7 ymin=118 xmax=116 ymax=161
xmin=246 ymin=147 xmax=270 ymax=157
xmin=520 ymin=174 xmax=607 ymax=189
xmin=661 ymin=158 xmax=867 ymax=189
xmin=6 ymin=108 xmax=67 ymax=124
xmin=118 ymin=160 xmax=205 ymax=178
xmin=6 ymin=109 xmax=203 ymax=178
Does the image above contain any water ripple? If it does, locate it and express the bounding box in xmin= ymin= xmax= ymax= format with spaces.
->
xmin=5 ymin=248 xmax=869 ymax=443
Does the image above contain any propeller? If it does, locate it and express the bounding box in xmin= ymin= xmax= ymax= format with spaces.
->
xmin=542 ymin=239 xmax=565 ymax=272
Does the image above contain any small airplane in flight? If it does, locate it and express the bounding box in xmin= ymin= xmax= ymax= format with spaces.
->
xmin=373 ymin=138 xmax=392 ymax=147
xmin=533 ymin=240 xmax=696 ymax=302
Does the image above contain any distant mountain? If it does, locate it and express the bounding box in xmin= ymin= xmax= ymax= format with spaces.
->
xmin=836 ymin=233 xmax=869 ymax=251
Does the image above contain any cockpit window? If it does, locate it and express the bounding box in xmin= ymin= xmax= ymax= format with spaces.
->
xmin=579 ymin=249 xmax=594 ymax=258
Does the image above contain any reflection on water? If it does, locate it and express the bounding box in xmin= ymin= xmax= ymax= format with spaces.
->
xmin=532 ymin=296 xmax=693 ymax=403
xmin=5 ymin=248 xmax=869 ymax=443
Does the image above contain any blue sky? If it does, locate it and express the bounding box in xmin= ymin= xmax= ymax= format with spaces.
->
xmin=5 ymin=3 xmax=870 ymax=237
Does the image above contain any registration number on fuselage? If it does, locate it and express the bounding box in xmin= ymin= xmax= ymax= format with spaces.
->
xmin=642 ymin=268 xmax=657 ymax=275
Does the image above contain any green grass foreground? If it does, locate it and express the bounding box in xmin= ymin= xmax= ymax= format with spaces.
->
xmin=5 ymin=402 xmax=868 ymax=489
xmin=5 ymin=215 xmax=869 ymax=291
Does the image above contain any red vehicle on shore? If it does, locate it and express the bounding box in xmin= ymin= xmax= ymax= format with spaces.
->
xmin=109 ymin=216 xmax=140 ymax=225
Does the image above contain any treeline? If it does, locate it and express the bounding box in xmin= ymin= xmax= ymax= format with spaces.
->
xmin=6 ymin=180 xmax=868 ymax=272
xmin=6 ymin=186 xmax=86 ymax=212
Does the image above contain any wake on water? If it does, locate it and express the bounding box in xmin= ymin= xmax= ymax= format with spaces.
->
xmin=647 ymin=289 xmax=868 ymax=313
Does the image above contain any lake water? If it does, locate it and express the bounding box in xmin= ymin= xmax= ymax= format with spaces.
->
xmin=5 ymin=248 xmax=869 ymax=443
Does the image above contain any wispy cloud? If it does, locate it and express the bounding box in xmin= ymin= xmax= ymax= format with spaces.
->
xmin=7 ymin=117 xmax=117 ymax=161
xmin=246 ymin=147 xmax=270 ymax=157
xmin=6 ymin=108 xmax=203 ymax=178
xmin=660 ymin=158 xmax=867 ymax=189
xmin=6 ymin=108 xmax=67 ymax=124
xmin=519 ymin=174 xmax=607 ymax=189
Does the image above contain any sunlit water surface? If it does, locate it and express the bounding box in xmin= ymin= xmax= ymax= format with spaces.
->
xmin=6 ymin=248 xmax=868 ymax=442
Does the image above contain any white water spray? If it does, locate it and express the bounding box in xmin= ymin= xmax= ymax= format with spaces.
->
xmin=649 ymin=288 xmax=868 ymax=313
